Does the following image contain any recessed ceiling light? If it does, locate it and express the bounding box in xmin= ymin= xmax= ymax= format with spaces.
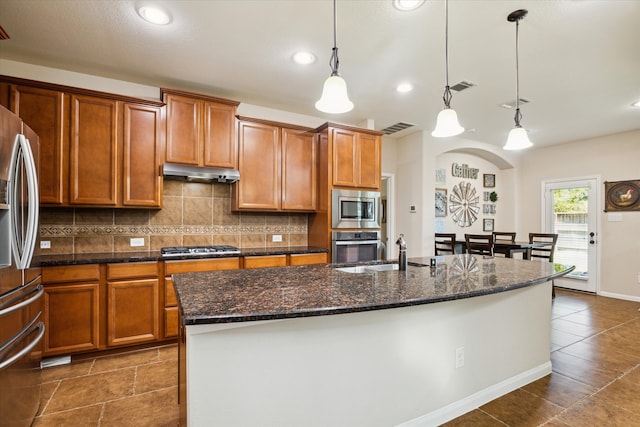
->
xmin=396 ymin=83 xmax=414 ymax=93
xmin=137 ymin=5 xmax=171 ymax=25
xmin=292 ymin=51 xmax=316 ymax=65
xmin=393 ymin=0 xmax=425 ymax=11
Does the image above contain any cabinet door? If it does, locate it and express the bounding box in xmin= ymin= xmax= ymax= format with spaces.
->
xmin=203 ymin=101 xmax=237 ymax=168
xmin=107 ymin=279 xmax=159 ymax=347
xmin=44 ymin=283 xmax=100 ymax=356
xmin=282 ymin=128 xmax=317 ymax=211
xmin=70 ymin=95 xmax=120 ymax=205
xmin=357 ymin=133 xmax=381 ymax=189
xmin=235 ymin=121 xmax=281 ymax=210
xmin=123 ymin=103 xmax=163 ymax=207
xmin=11 ymin=85 xmax=68 ymax=204
xmin=165 ymin=93 xmax=201 ymax=165
xmin=332 ymin=128 xmax=358 ymax=187
xmin=289 ymin=253 xmax=327 ymax=266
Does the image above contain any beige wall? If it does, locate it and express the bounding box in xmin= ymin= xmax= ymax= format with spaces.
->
xmin=517 ymin=129 xmax=640 ymax=299
xmin=40 ymin=181 xmax=309 ymax=255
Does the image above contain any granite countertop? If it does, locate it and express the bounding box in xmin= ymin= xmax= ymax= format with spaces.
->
xmin=173 ymin=255 xmax=575 ymax=325
xmin=38 ymin=246 xmax=328 ymax=266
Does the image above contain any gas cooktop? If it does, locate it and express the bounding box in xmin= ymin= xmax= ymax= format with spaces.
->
xmin=160 ymin=245 xmax=241 ymax=257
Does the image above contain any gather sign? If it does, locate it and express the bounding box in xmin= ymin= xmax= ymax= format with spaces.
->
xmin=451 ymin=163 xmax=479 ymax=180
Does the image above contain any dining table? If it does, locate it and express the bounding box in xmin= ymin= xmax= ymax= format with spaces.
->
xmin=454 ymin=239 xmax=548 ymax=260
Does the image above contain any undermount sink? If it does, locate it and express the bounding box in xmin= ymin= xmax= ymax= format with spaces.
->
xmin=336 ymin=264 xmax=400 ymax=274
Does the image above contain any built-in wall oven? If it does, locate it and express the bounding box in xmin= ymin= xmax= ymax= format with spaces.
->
xmin=331 ymin=231 xmax=382 ymax=263
xmin=332 ymin=189 xmax=380 ymax=229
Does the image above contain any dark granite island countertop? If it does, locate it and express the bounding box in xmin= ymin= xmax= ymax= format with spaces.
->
xmin=176 ymin=255 xmax=574 ymax=426
xmin=173 ymin=254 xmax=574 ymax=325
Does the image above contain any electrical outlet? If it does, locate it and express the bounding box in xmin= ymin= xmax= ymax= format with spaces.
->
xmin=272 ymin=234 xmax=282 ymax=242
xmin=637 ymin=273 xmax=640 ymax=284
xmin=40 ymin=240 xmax=51 ymax=249
xmin=455 ymin=347 xmax=465 ymax=368
xmin=130 ymin=237 xmax=145 ymax=247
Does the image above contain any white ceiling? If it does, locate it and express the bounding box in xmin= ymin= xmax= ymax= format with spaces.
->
xmin=1 ymin=0 xmax=639 ymax=148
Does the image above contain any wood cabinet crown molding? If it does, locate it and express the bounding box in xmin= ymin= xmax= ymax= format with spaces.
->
xmin=161 ymin=87 xmax=239 ymax=106
xmin=315 ymin=121 xmax=384 ymax=137
xmin=0 ymin=75 xmax=164 ymax=107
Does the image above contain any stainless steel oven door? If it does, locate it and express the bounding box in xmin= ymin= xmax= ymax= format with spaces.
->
xmin=332 ymin=240 xmax=381 ymax=263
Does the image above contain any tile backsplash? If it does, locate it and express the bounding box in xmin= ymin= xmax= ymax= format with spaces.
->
xmin=39 ymin=180 xmax=309 ymax=255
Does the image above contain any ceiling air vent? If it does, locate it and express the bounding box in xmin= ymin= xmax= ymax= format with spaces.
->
xmin=450 ymin=80 xmax=476 ymax=92
xmin=500 ymin=98 xmax=531 ymax=109
xmin=380 ymin=122 xmax=415 ymax=135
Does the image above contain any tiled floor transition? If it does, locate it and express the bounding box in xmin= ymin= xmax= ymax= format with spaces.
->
xmin=34 ymin=288 xmax=640 ymax=426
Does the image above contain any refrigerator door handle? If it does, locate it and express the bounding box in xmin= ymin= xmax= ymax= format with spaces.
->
xmin=0 ymin=317 xmax=44 ymax=370
xmin=0 ymin=284 xmax=44 ymax=316
xmin=9 ymin=133 xmax=39 ymax=270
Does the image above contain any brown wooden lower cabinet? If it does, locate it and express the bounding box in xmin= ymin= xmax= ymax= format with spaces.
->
xmin=41 ymin=253 xmax=328 ymax=356
xmin=42 ymin=265 xmax=101 ymax=357
xmin=163 ymin=258 xmax=241 ymax=339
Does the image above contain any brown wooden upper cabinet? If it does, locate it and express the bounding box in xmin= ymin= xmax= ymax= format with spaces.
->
xmin=162 ymin=88 xmax=239 ymax=168
xmin=233 ymin=117 xmax=317 ymax=212
xmin=0 ymin=76 xmax=164 ymax=208
xmin=331 ymin=126 xmax=381 ymax=189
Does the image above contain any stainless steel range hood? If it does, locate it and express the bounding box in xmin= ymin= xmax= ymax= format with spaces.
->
xmin=162 ymin=163 xmax=240 ymax=184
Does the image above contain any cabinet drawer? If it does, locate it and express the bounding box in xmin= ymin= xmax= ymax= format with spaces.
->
xmin=165 ymin=278 xmax=177 ymax=307
xmin=164 ymin=307 xmax=178 ymax=338
xmin=107 ymin=262 xmax=158 ymax=280
xmin=243 ymin=255 xmax=287 ymax=269
xmin=164 ymin=257 xmax=240 ymax=275
xmin=42 ymin=264 xmax=100 ymax=284
xmin=289 ymin=253 xmax=327 ymax=266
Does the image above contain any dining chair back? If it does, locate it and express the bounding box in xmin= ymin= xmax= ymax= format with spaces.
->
xmin=529 ymin=233 xmax=559 ymax=298
xmin=464 ymin=234 xmax=494 ymax=256
xmin=492 ymin=232 xmax=516 ymax=257
xmin=528 ymin=233 xmax=558 ymax=262
xmin=434 ymin=233 xmax=456 ymax=255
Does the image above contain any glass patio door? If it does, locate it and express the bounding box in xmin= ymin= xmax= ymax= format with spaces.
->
xmin=543 ymin=178 xmax=599 ymax=293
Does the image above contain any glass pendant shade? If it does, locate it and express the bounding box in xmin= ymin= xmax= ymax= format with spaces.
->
xmin=431 ymin=108 xmax=464 ymax=137
xmin=315 ymin=75 xmax=354 ymax=114
xmin=503 ymin=126 xmax=533 ymax=150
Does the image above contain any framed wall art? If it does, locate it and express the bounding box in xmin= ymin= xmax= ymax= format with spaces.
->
xmin=483 ymin=218 xmax=494 ymax=232
xmin=435 ymin=188 xmax=447 ymax=217
xmin=604 ymin=180 xmax=640 ymax=212
xmin=483 ymin=173 xmax=495 ymax=188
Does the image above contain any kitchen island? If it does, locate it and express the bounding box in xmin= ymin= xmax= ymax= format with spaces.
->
xmin=173 ymin=255 xmax=573 ymax=426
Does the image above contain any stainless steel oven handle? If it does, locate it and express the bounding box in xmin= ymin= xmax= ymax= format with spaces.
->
xmin=0 ymin=285 xmax=43 ymax=316
xmin=334 ymin=240 xmax=380 ymax=246
xmin=0 ymin=320 xmax=44 ymax=370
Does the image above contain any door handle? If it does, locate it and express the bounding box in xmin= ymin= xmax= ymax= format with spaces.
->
xmin=589 ymin=231 xmax=595 ymax=245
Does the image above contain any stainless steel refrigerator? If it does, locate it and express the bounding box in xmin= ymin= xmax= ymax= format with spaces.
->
xmin=0 ymin=104 xmax=43 ymax=426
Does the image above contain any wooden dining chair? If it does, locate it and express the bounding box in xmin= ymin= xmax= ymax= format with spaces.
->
xmin=464 ymin=234 xmax=494 ymax=256
xmin=434 ymin=233 xmax=456 ymax=255
xmin=492 ymin=232 xmax=516 ymax=257
xmin=529 ymin=233 xmax=559 ymax=297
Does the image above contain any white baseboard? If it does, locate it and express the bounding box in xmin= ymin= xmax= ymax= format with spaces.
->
xmin=599 ymin=291 xmax=640 ymax=303
xmin=397 ymin=361 xmax=552 ymax=427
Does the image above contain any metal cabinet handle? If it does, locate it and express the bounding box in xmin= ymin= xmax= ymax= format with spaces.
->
xmin=0 ymin=320 xmax=44 ymax=370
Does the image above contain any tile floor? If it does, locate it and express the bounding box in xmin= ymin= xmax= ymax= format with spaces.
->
xmin=33 ymin=288 xmax=640 ymax=427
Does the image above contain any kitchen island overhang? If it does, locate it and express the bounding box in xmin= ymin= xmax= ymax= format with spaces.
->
xmin=174 ymin=255 xmax=574 ymax=426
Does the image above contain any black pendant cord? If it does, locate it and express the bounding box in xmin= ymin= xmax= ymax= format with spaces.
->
xmin=442 ymin=0 xmax=452 ymax=108
xmin=329 ymin=0 xmax=340 ymax=76
xmin=513 ymin=14 xmax=522 ymax=127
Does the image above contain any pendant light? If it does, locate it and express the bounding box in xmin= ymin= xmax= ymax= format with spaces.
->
xmin=503 ymin=9 xmax=533 ymax=150
xmin=432 ymin=0 xmax=464 ymax=138
xmin=315 ymin=0 xmax=353 ymax=114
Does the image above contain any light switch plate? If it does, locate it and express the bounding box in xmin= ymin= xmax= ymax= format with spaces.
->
xmin=130 ymin=237 xmax=145 ymax=247
xmin=40 ymin=240 xmax=51 ymax=249
xmin=608 ymin=213 xmax=622 ymax=222
xmin=272 ymin=235 xmax=283 ymax=242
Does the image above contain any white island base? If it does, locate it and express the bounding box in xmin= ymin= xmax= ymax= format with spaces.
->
xmin=179 ymin=282 xmax=552 ymax=426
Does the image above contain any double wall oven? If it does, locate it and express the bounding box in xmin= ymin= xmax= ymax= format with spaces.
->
xmin=331 ymin=189 xmax=383 ymax=263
